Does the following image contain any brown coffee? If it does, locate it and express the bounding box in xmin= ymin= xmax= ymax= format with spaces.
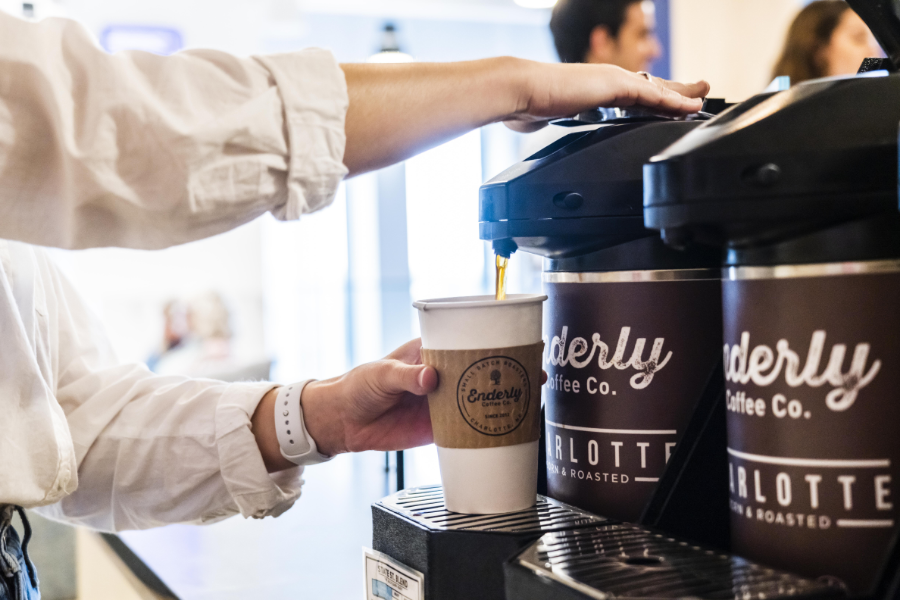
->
xmin=495 ymin=254 xmax=509 ymax=301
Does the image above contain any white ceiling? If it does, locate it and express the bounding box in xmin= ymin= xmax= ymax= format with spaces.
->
xmin=2 ymin=0 xmax=551 ymax=26
xmin=295 ymin=0 xmax=552 ymax=25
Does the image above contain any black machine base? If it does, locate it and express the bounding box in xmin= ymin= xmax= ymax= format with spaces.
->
xmin=371 ymin=486 xmax=609 ymax=600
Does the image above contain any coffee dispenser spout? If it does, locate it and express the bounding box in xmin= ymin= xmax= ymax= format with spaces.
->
xmin=492 ymin=239 xmax=517 ymax=259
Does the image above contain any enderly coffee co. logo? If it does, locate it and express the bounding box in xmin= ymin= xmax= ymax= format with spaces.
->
xmin=545 ymin=326 xmax=672 ymax=389
xmin=456 ymin=356 xmax=530 ymax=436
xmin=724 ymin=330 xmax=882 ymax=411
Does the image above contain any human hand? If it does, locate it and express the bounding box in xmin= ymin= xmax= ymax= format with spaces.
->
xmin=504 ymin=61 xmax=710 ymax=133
xmin=301 ymin=339 xmax=438 ymax=456
xmin=252 ymin=338 xmax=551 ymax=471
xmin=341 ymin=58 xmax=708 ymax=175
xmin=300 ymin=339 xmax=550 ymax=457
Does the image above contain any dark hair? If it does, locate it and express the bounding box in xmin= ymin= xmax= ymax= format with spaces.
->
xmin=772 ymin=1 xmax=851 ymax=83
xmin=550 ymin=0 xmax=642 ymax=64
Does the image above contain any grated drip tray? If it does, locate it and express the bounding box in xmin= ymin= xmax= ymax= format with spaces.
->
xmin=379 ymin=485 xmax=609 ymax=534
xmin=515 ymin=524 xmax=846 ymax=599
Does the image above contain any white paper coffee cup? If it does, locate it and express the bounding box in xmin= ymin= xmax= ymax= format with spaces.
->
xmin=414 ymin=294 xmax=547 ymax=514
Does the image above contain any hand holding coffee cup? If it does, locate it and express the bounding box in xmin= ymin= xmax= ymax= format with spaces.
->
xmin=414 ymin=294 xmax=547 ymax=514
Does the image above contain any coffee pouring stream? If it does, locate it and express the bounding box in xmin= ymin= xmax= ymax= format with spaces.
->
xmin=494 ymin=254 xmax=509 ymax=301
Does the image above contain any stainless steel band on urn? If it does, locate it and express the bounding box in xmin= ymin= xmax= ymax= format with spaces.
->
xmin=273 ymin=380 xmax=332 ymax=466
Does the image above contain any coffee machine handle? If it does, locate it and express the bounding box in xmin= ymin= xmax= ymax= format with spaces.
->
xmin=846 ymin=0 xmax=900 ymax=71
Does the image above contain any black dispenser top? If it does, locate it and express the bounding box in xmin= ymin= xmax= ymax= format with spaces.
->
xmin=848 ymin=0 xmax=900 ymax=70
xmin=479 ymin=110 xmax=725 ymax=272
xmin=644 ymin=74 xmax=900 ymax=254
xmin=643 ymin=0 xmax=900 ymax=264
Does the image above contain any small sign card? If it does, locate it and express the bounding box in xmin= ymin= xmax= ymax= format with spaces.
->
xmin=363 ymin=548 xmax=424 ymax=600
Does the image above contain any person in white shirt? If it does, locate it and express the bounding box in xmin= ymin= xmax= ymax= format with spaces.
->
xmin=0 ymin=9 xmax=708 ymax=598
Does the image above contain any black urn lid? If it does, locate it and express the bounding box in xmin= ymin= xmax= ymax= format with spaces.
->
xmin=643 ymin=0 xmax=900 ymax=256
xmin=478 ymin=105 xmax=729 ymax=271
xmin=479 ymin=119 xmax=699 ymax=261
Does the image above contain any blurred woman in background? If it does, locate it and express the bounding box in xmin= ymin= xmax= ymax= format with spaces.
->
xmin=773 ymin=0 xmax=881 ymax=84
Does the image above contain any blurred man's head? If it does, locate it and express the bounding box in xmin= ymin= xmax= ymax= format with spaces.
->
xmin=550 ymin=0 xmax=662 ymax=72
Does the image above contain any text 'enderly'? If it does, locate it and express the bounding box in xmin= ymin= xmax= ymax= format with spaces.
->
xmin=724 ymin=331 xmax=881 ymax=411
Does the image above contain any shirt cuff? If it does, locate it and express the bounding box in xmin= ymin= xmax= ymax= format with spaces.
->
xmin=214 ymin=382 xmax=305 ymax=520
xmin=255 ymin=49 xmax=349 ymax=221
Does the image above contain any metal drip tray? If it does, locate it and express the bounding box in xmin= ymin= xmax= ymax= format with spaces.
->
xmin=372 ymin=486 xmax=612 ymax=600
xmin=510 ymin=524 xmax=845 ymax=600
xmin=380 ymin=484 xmax=609 ymax=534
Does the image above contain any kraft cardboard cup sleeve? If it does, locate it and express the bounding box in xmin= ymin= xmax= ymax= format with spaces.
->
xmin=414 ymin=294 xmax=547 ymax=514
xmin=422 ymin=345 xmax=543 ymax=448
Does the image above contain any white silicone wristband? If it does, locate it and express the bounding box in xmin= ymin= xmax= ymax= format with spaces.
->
xmin=273 ymin=380 xmax=331 ymax=466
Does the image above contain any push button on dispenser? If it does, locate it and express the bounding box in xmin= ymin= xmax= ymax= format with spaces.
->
xmin=553 ymin=191 xmax=583 ymax=209
xmin=742 ymin=163 xmax=781 ymax=187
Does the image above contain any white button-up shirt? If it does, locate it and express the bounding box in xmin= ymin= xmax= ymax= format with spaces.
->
xmin=0 ymin=10 xmax=349 ymax=531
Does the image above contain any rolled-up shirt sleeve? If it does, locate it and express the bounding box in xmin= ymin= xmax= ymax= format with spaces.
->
xmin=0 ymin=11 xmax=348 ymax=250
xmin=33 ymin=250 xmax=304 ymax=532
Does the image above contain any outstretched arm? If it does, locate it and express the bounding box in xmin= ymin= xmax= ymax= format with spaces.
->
xmin=0 ymin=12 xmax=706 ymax=249
xmin=341 ymin=58 xmax=709 ymax=175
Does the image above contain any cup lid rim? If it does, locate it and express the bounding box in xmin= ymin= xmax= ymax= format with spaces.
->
xmin=413 ymin=294 xmax=548 ymax=311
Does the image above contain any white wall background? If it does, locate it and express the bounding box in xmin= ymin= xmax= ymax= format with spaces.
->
xmin=670 ymin=0 xmax=805 ymax=102
xmin=47 ymin=223 xmax=268 ymax=368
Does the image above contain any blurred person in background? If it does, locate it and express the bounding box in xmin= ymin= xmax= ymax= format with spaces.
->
xmin=152 ymin=292 xmax=234 ymax=377
xmin=146 ymin=299 xmax=189 ymax=372
xmin=550 ymin=0 xmax=662 ymax=71
xmin=772 ymin=1 xmax=881 ymax=84
xmin=0 ymin=8 xmax=708 ymax=598
xmin=150 ymin=292 xmax=273 ymax=381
